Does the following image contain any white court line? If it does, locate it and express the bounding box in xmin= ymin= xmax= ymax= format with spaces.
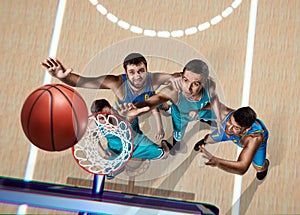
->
xmin=231 ymin=0 xmax=258 ymax=215
xmin=17 ymin=0 xmax=67 ymax=214
xmin=90 ymin=0 xmax=243 ymax=37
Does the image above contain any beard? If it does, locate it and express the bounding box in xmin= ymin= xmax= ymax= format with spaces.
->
xmin=129 ymin=78 xmax=145 ymax=89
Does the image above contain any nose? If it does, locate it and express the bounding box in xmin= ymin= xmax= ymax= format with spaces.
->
xmin=185 ymin=83 xmax=192 ymax=92
xmin=226 ymin=122 xmax=233 ymax=131
xmin=135 ymin=72 xmax=142 ymax=78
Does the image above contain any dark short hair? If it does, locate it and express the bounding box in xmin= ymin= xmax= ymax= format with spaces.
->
xmin=123 ymin=53 xmax=147 ymax=71
xmin=233 ymin=106 xmax=257 ymax=128
xmin=90 ymin=99 xmax=111 ymax=113
xmin=183 ymin=59 xmax=209 ymax=79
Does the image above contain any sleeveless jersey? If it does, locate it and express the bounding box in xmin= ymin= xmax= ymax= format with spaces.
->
xmin=171 ymin=88 xmax=214 ymax=141
xmin=210 ymin=111 xmax=269 ymax=167
xmin=171 ymin=88 xmax=211 ymax=121
xmin=115 ymin=73 xmax=153 ymax=106
xmin=210 ymin=112 xmax=269 ymax=146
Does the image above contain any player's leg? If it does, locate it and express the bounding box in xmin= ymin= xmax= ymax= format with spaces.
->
xmin=132 ymin=134 xmax=169 ymax=160
xmin=252 ymin=142 xmax=269 ymax=180
xmin=170 ymin=105 xmax=190 ymax=154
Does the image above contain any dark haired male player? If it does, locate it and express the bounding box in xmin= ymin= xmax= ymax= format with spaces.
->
xmin=41 ymin=53 xmax=180 ymax=142
xmin=194 ymin=106 xmax=269 ymax=180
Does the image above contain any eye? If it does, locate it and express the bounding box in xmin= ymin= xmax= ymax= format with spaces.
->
xmin=138 ymin=69 xmax=145 ymax=74
xmin=193 ymin=82 xmax=201 ymax=87
xmin=235 ymin=126 xmax=241 ymax=131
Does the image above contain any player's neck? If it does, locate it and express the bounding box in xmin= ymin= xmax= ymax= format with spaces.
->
xmin=190 ymin=89 xmax=203 ymax=101
xmin=128 ymin=82 xmax=146 ymax=95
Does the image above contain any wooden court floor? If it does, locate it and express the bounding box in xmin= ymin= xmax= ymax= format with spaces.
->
xmin=0 ymin=0 xmax=299 ymax=214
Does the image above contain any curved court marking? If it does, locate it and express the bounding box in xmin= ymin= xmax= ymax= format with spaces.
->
xmin=88 ymin=0 xmax=243 ymax=38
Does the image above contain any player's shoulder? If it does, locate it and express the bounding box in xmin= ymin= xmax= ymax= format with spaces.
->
xmin=102 ymin=74 xmax=125 ymax=90
xmin=242 ymin=133 xmax=264 ymax=147
xmin=113 ymin=74 xmax=126 ymax=82
xmin=163 ymin=86 xmax=180 ymax=103
xmin=206 ymin=77 xmax=216 ymax=89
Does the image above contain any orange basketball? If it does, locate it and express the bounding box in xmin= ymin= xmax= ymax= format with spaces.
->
xmin=21 ymin=84 xmax=88 ymax=151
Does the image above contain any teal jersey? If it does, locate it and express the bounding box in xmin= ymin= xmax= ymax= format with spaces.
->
xmin=171 ymin=88 xmax=216 ymax=141
xmin=106 ymin=118 xmax=164 ymax=160
xmin=172 ymin=89 xmax=210 ymax=121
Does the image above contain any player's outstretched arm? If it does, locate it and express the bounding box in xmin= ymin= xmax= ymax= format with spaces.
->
xmin=40 ymin=57 xmax=122 ymax=90
xmin=135 ymin=92 xmax=171 ymax=112
xmin=151 ymin=72 xmax=182 ymax=91
xmin=115 ymin=103 xmax=150 ymax=119
xmin=200 ymin=135 xmax=262 ymax=175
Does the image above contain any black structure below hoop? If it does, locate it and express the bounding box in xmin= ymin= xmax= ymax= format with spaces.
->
xmin=0 ymin=176 xmax=219 ymax=214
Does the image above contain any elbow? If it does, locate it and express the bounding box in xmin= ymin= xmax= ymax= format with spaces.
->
xmin=237 ymin=166 xmax=249 ymax=175
xmin=237 ymin=170 xmax=247 ymax=176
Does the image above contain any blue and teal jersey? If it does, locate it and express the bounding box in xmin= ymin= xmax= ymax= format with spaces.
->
xmin=115 ymin=73 xmax=153 ymax=106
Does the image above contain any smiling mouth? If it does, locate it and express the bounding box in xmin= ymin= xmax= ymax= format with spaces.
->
xmin=134 ymin=79 xmax=143 ymax=83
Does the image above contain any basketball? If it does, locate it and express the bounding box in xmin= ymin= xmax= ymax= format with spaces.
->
xmin=21 ymin=84 xmax=88 ymax=151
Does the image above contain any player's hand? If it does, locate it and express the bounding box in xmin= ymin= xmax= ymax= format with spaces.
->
xmin=199 ymin=146 xmax=216 ymax=167
xmin=166 ymin=73 xmax=182 ymax=91
xmin=116 ymin=103 xmax=150 ymax=118
xmin=41 ymin=57 xmax=73 ymax=79
xmin=189 ymin=110 xmax=198 ymax=120
xmin=155 ymin=128 xmax=165 ymax=142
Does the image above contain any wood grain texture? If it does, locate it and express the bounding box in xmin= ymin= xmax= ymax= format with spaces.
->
xmin=0 ymin=0 xmax=299 ymax=214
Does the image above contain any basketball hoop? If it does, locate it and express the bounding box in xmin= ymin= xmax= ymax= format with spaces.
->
xmin=72 ymin=112 xmax=134 ymax=175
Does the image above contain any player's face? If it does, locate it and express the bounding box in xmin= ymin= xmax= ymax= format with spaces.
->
xmin=97 ymin=106 xmax=120 ymax=126
xmin=125 ymin=63 xmax=147 ymax=89
xmin=225 ymin=115 xmax=247 ymax=136
xmin=182 ymin=70 xmax=205 ymax=100
xmin=101 ymin=106 xmax=112 ymax=113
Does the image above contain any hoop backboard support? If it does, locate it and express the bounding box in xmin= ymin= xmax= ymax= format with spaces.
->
xmin=0 ymin=176 xmax=219 ymax=215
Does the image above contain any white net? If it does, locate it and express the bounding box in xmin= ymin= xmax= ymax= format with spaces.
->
xmin=73 ymin=113 xmax=134 ymax=175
